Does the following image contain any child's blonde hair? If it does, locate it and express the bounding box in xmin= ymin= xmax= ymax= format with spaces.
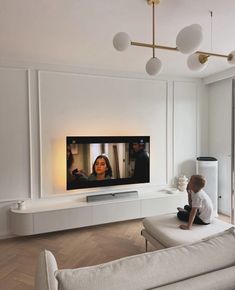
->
xmin=191 ymin=175 xmax=206 ymax=192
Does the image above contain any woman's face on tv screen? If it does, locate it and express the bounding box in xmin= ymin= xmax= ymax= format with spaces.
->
xmin=94 ymin=158 xmax=107 ymax=175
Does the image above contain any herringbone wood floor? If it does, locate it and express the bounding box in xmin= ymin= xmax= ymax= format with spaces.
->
xmin=0 ymin=219 xmax=152 ymax=290
xmin=0 ymin=215 xmax=231 ymax=290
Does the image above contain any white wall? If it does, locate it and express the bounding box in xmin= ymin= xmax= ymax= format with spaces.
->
xmin=208 ymin=78 xmax=232 ymax=215
xmin=0 ymin=68 xmax=30 ymax=201
xmin=0 ymin=62 xmax=206 ymax=237
xmin=173 ymin=81 xmax=197 ymax=178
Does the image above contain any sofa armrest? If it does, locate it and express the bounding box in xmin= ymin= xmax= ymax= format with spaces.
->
xmin=34 ymin=250 xmax=58 ymax=290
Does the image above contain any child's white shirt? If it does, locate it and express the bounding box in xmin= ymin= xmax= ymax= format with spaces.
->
xmin=191 ymin=189 xmax=214 ymax=223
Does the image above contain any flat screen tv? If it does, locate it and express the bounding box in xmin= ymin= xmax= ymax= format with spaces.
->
xmin=67 ymin=136 xmax=150 ymax=190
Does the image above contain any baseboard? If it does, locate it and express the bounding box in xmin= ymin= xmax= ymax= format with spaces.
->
xmin=0 ymin=230 xmax=14 ymax=240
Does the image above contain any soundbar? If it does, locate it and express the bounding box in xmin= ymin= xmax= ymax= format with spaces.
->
xmin=86 ymin=191 xmax=138 ymax=202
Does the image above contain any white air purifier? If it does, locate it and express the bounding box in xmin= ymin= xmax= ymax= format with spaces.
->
xmin=196 ymin=157 xmax=218 ymax=216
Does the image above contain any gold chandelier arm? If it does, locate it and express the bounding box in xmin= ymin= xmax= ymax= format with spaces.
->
xmin=131 ymin=41 xmax=229 ymax=58
xmin=131 ymin=41 xmax=178 ymax=50
xmin=196 ymin=50 xmax=228 ymax=58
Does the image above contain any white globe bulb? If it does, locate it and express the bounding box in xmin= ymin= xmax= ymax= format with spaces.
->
xmin=228 ymin=50 xmax=235 ymax=65
xmin=187 ymin=54 xmax=208 ymax=72
xmin=145 ymin=57 xmax=162 ymax=75
xmin=113 ymin=32 xmax=131 ymax=51
xmin=176 ymin=24 xmax=203 ymax=54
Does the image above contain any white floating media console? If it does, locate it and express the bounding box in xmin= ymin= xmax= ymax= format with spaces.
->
xmin=10 ymin=190 xmax=187 ymax=236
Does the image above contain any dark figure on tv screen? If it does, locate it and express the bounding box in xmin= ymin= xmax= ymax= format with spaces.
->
xmin=132 ymin=141 xmax=149 ymax=181
xmin=67 ymin=145 xmax=89 ymax=188
xmin=88 ymin=155 xmax=113 ymax=181
xmin=67 ymin=145 xmax=77 ymax=186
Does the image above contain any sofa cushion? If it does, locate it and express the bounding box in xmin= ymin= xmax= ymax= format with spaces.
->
xmin=34 ymin=250 xmax=58 ymax=290
xmin=55 ymin=227 xmax=235 ymax=290
xmin=155 ymin=266 xmax=235 ymax=290
xmin=143 ymin=213 xmax=232 ymax=247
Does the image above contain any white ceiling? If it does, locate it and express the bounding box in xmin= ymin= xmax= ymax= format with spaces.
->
xmin=1 ymin=0 xmax=235 ymax=78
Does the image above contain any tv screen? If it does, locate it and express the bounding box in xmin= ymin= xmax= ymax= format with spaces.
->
xmin=67 ymin=136 xmax=150 ymax=190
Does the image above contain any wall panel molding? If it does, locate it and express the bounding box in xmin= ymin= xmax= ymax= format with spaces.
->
xmin=38 ymin=70 xmax=168 ymax=196
xmin=173 ymin=81 xmax=198 ymax=179
xmin=0 ymin=68 xmax=31 ymax=202
xmin=0 ymin=61 xmax=203 ymax=238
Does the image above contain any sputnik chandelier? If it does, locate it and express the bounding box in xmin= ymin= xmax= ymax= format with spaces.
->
xmin=113 ymin=0 xmax=235 ymax=76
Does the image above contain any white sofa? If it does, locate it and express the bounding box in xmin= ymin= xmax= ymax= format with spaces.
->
xmin=35 ymin=227 xmax=235 ymax=290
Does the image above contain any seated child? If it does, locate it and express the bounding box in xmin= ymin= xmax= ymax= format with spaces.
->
xmin=177 ymin=175 xmax=214 ymax=230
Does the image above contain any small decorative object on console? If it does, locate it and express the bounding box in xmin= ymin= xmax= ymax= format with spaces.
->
xmin=165 ymin=188 xmax=179 ymax=194
xmin=16 ymin=200 xmax=26 ymax=210
xmin=178 ymin=175 xmax=188 ymax=191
